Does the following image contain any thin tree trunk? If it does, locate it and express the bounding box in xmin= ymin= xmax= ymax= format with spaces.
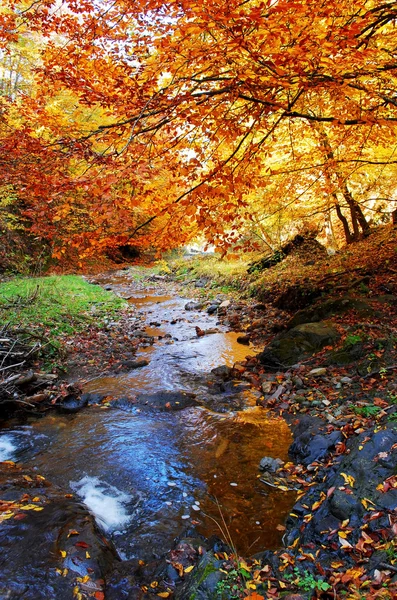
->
xmin=311 ymin=122 xmax=370 ymax=242
xmin=334 ymin=196 xmax=353 ymax=244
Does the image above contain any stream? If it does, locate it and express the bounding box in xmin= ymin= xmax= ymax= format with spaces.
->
xmin=0 ymin=272 xmax=295 ymax=562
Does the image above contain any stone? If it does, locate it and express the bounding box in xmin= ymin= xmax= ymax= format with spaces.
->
xmin=206 ymin=305 xmax=218 ymax=315
xmin=340 ymin=376 xmax=353 ymax=384
xmin=194 ymin=278 xmax=208 ymax=288
xmin=236 ymin=334 xmax=250 ymax=345
xmin=185 ymin=301 xmax=204 ymax=311
xmin=56 ymin=394 xmax=88 ymax=414
xmin=0 ymin=462 xmax=118 ymax=600
xmin=286 ymin=296 xmax=374 ymax=330
xmin=219 ymin=300 xmax=230 ymax=309
xmin=135 ymin=390 xmax=199 ymax=411
xmin=125 ymin=358 xmax=149 ymax=369
xmin=308 ymin=367 xmax=327 ymax=376
xmin=211 ymin=365 xmax=233 ymax=380
xmin=259 ymin=456 xmax=284 ymax=472
xmin=292 ymin=375 xmax=304 ymax=387
xmin=261 ymin=381 xmax=273 ymax=394
xmin=258 ymin=322 xmax=339 ymax=370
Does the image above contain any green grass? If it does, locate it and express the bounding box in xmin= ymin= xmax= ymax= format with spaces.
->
xmin=0 ymin=275 xmax=126 ymax=340
xmin=170 ymin=254 xmax=260 ymax=292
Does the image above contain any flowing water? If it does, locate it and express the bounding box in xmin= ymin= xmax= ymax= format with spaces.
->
xmin=0 ymin=272 xmax=295 ymax=561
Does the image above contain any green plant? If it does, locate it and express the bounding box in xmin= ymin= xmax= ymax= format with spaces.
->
xmin=358 ymin=282 xmax=370 ymax=294
xmin=216 ymin=569 xmax=244 ymax=599
xmin=386 ymin=542 xmax=397 ymax=562
xmin=354 ymin=405 xmax=381 ymax=418
xmin=284 ymin=568 xmax=331 ymax=593
xmin=387 ymin=391 xmax=397 ymax=404
xmin=344 ymin=334 xmax=362 ymax=347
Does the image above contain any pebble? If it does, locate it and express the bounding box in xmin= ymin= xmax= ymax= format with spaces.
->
xmin=167 ymin=481 xmax=176 ymax=487
xmin=192 ymin=505 xmax=200 ymax=511
xmin=181 ymin=515 xmax=190 ymax=520
xmin=308 ymin=367 xmax=327 ymax=376
xmin=230 ymin=482 xmax=238 ymax=486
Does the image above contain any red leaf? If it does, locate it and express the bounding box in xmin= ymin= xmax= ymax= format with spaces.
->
xmin=75 ymin=541 xmax=90 ymax=548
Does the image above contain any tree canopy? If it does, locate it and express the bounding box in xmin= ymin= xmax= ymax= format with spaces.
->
xmin=1 ymin=0 xmax=397 ymax=259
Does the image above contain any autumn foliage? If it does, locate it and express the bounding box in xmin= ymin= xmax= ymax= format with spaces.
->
xmin=0 ymin=0 xmax=397 ymax=259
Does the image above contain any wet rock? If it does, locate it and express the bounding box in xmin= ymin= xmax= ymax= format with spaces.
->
xmin=132 ymin=329 xmax=150 ymax=337
xmin=56 ymin=394 xmax=88 ymax=414
xmin=0 ymin=462 xmax=118 ymax=600
xmin=185 ymin=301 xmax=204 ymax=311
xmin=211 ymin=365 xmax=233 ymax=380
xmin=289 ymin=416 xmax=343 ymax=465
xmin=259 ymin=456 xmax=284 ymax=473
xmin=236 ymin=334 xmax=250 ymax=345
xmin=124 ymin=358 xmax=149 ymax=369
xmin=206 ymin=304 xmax=218 ymax=315
xmin=258 ymin=322 xmax=339 ymax=370
xmin=329 ymin=489 xmax=360 ymax=520
xmin=175 ymin=551 xmax=225 ymax=600
xmin=135 ymin=390 xmax=199 ymax=411
xmin=284 ymin=424 xmax=397 ymax=572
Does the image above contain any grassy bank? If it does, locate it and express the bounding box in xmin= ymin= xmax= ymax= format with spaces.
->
xmin=170 ymin=254 xmax=259 ymax=293
xmin=0 ymin=275 xmax=126 ymax=365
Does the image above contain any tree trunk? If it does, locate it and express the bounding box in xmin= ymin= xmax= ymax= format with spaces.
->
xmin=334 ymin=197 xmax=353 ymax=244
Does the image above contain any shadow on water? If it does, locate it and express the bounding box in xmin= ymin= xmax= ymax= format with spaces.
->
xmin=1 ymin=272 xmax=296 ymax=561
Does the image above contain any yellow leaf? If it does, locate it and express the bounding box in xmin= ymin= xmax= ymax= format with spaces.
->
xmin=60 ymin=550 xmax=67 ymax=558
xmin=67 ymin=530 xmax=79 ymax=538
xmin=340 ymin=473 xmax=355 ymax=487
xmin=184 ymin=565 xmax=194 ymax=573
xmin=157 ymin=593 xmax=170 ymax=598
xmin=341 ymin=519 xmax=350 ymax=528
xmin=86 ymin=551 xmax=91 ymax=559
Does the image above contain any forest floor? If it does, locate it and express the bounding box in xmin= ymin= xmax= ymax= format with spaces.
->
xmin=0 ymin=224 xmax=397 ymax=599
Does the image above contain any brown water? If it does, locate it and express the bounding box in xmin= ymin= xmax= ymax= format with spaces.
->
xmin=1 ymin=271 xmax=295 ymax=561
